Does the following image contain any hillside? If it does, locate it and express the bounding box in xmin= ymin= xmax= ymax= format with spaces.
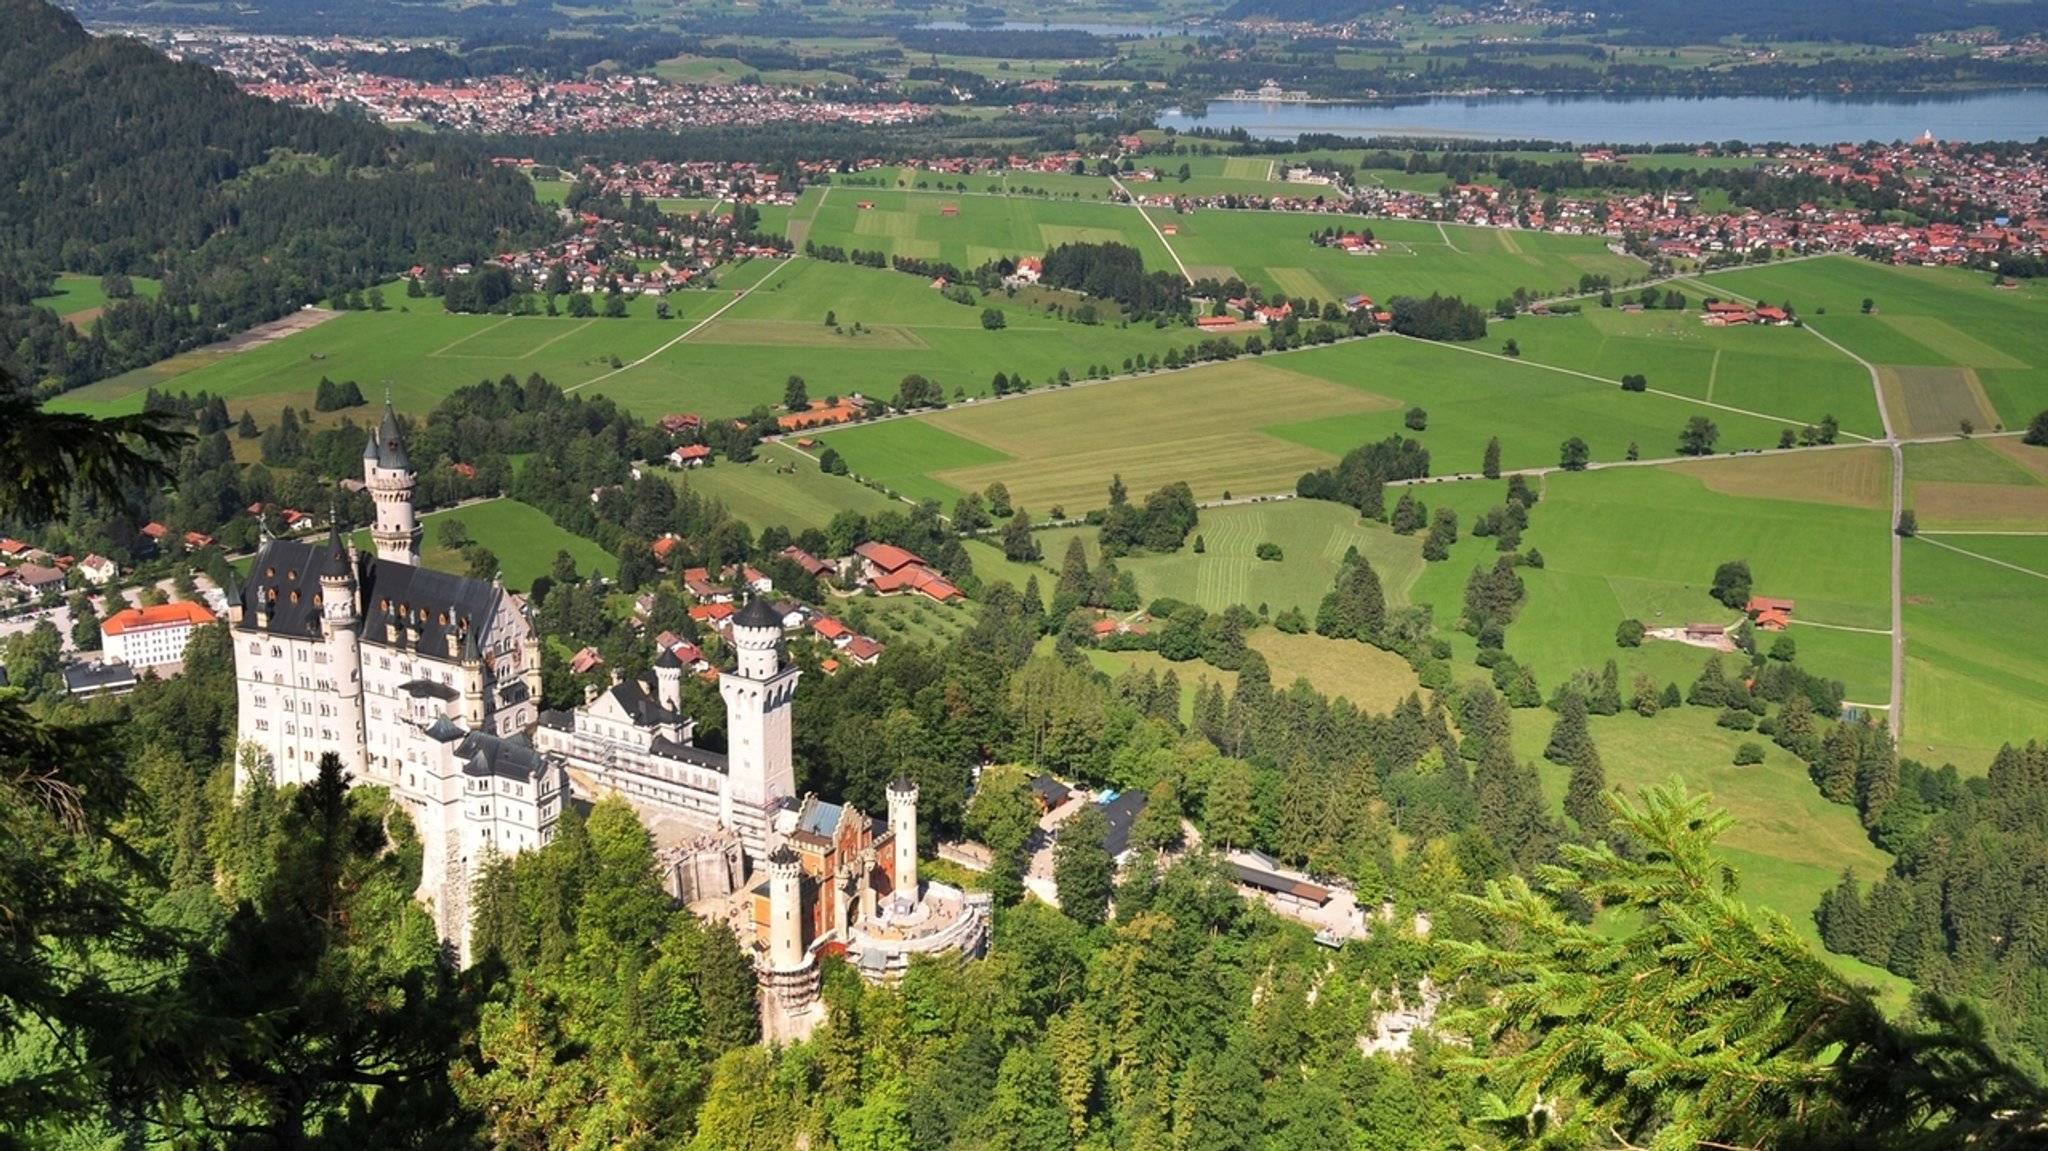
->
xmin=0 ymin=0 xmax=552 ymax=393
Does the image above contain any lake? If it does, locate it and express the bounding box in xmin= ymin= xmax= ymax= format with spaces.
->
xmin=1157 ymin=91 xmax=2048 ymax=145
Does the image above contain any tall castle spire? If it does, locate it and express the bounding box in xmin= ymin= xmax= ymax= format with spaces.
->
xmin=363 ymin=396 xmax=421 ymax=565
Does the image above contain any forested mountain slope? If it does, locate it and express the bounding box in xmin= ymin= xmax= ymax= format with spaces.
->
xmin=0 ymin=0 xmax=551 ymax=392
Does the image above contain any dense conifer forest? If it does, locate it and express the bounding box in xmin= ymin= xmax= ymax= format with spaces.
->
xmin=0 ymin=0 xmax=551 ymax=394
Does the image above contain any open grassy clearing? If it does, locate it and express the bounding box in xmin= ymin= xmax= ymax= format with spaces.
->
xmin=1504 ymin=306 xmax=1883 ymax=436
xmin=1880 ymin=366 xmax=1998 ymax=438
xmin=1900 ymin=539 xmax=2048 ymax=772
xmin=798 ymin=188 xmax=1178 ymax=273
xmin=1901 ymin=438 xmax=2048 ymax=530
xmin=35 ymin=272 xmax=162 ymax=324
xmin=887 ymin=357 xmax=1398 ymax=514
xmin=594 ymin=260 xmax=1203 ymax=417
xmin=1147 ymin=210 xmax=1645 ymax=305
xmin=1083 ymin=628 xmax=1422 ymax=721
xmin=348 ymin=499 xmax=609 ymax=594
xmin=806 ymin=418 xmax=1011 ymax=507
xmin=1663 ymin=446 xmax=1892 ymax=510
xmin=49 ymin=304 xmax=696 ymax=420
xmin=1268 ymin=335 xmax=1803 ymax=474
xmin=1494 ymin=466 xmax=1891 ymax=695
xmin=1027 ymin=499 xmax=1426 ymax=618
xmin=1706 ymin=257 xmax=2048 ymax=426
xmin=1508 ymin=694 xmax=1905 ymax=998
xmin=673 ymin=442 xmax=901 ymax=535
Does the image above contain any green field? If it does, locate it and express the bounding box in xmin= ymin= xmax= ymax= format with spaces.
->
xmin=1028 ymin=499 xmax=1427 ymax=618
xmin=1706 ymin=258 xmax=2048 ymax=428
xmin=34 ymin=272 xmax=162 ymax=323
xmin=349 ymin=499 xmax=610 ymax=593
xmin=49 ymin=300 xmax=709 ymax=420
xmin=672 ymin=441 xmax=902 ymax=534
xmin=1270 ymin=335 xmax=1804 ymax=473
xmin=1901 ymin=538 xmax=2048 ymax=770
xmin=798 ymin=187 xmax=1178 ymax=273
xmin=1503 ymin=305 xmax=1885 ymax=437
xmin=1147 ymin=211 xmax=1644 ymax=305
xmin=587 ymin=259 xmax=1204 ymax=417
xmin=1903 ymin=437 xmax=2048 ymax=531
xmin=1454 ymin=464 xmax=1892 ymax=699
xmin=819 ymin=354 xmax=1398 ymax=513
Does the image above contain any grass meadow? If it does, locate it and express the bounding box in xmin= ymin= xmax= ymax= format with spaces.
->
xmin=1706 ymin=257 xmax=2048 ymax=428
xmin=1901 ymin=538 xmax=2048 ymax=771
xmin=816 ymin=354 xmax=1399 ymax=510
xmin=798 ymin=187 xmax=1179 ymax=272
xmin=672 ymin=442 xmax=903 ymax=535
xmin=1902 ymin=437 xmax=2048 ymax=531
xmin=1145 ymin=211 xmax=1644 ymax=305
xmin=36 ymin=272 xmax=163 ymax=324
xmin=348 ymin=499 xmax=611 ymax=593
xmin=1270 ymin=335 xmax=1804 ymax=473
xmin=1503 ymin=305 xmax=1885 ymax=437
xmin=1024 ymin=499 xmax=1427 ymax=618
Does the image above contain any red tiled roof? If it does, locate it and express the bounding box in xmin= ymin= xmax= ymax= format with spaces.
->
xmin=101 ymin=601 xmax=216 ymax=636
xmin=855 ymin=541 xmax=923 ymax=572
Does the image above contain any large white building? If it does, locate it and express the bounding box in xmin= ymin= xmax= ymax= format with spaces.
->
xmin=231 ymin=402 xmax=563 ymax=949
xmin=101 ymin=600 xmax=216 ymax=668
xmin=536 ymin=593 xmax=798 ymax=864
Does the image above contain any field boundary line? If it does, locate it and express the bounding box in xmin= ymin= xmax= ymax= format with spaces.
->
xmin=1920 ymin=529 xmax=2048 ymax=536
xmin=1111 ymin=176 xmax=1193 ymax=284
xmin=1706 ymin=348 xmax=1722 ymax=403
xmin=428 ymin=315 xmax=515 ymax=357
xmin=1913 ymin=535 xmax=2048 ymax=582
xmin=519 ymin=319 xmax=597 ymax=359
xmin=563 ymin=258 xmax=797 ymax=394
xmin=1415 ymin=335 xmax=1871 ymax=438
xmin=1790 ymin=619 xmax=1893 ymax=635
xmin=1435 ymin=222 xmax=1459 ymax=251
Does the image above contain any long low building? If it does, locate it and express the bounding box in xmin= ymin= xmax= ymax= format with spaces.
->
xmin=102 ymin=600 xmax=216 ymax=668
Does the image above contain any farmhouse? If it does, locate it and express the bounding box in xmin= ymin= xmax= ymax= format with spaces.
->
xmin=668 ymin=444 xmax=712 ymax=468
xmin=1747 ymin=596 xmax=1796 ymax=630
xmin=853 ymin=542 xmax=961 ymax=603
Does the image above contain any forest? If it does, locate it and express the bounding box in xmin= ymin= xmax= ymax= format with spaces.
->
xmin=6 ymin=358 xmax=2048 ymax=1148
xmin=0 ymin=0 xmax=552 ymax=395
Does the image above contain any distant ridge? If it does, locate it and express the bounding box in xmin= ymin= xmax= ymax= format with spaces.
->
xmin=0 ymin=0 xmax=551 ymax=392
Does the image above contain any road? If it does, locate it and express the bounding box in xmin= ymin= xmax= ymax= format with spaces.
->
xmin=1798 ymin=320 xmax=1906 ymax=738
xmin=1110 ymin=175 xmax=1194 ymax=284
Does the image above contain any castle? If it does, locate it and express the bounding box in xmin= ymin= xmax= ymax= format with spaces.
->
xmin=231 ymin=402 xmax=562 ymax=947
xmin=231 ymin=401 xmax=986 ymax=1024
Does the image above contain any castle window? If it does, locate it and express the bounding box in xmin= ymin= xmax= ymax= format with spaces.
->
xmin=255 ymin=719 xmax=269 ymax=731
xmin=270 ymin=646 xmax=282 ymax=658
xmin=249 ymin=642 xmax=259 ymax=654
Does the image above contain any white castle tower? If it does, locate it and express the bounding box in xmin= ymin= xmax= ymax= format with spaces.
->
xmin=719 ymin=595 xmax=800 ymax=859
xmin=888 ymin=777 xmax=919 ymax=908
xmin=318 ymin=526 xmax=368 ymax=777
xmin=765 ymin=846 xmax=806 ymax=972
xmin=364 ymin=398 xmax=421 ymax=565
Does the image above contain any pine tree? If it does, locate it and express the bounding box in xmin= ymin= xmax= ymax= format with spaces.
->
xmin=1451 ymin=784 xmax=2048 ymax=1151
xmin=1549 ymin=694 xmax=1609 ymax=837
xmin=1482 ymin=436 xmax=1502 ymax=479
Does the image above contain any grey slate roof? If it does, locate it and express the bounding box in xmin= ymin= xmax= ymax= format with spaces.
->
xmin=366 ymin=401 xmax=410 ymax=470
xmin=458 ymin=730 xmax=546 ymax=782
xmin=733 ymin=594 xmax=783 ymax=630
xmin=240 ymin=536 xmax=506 ymax=662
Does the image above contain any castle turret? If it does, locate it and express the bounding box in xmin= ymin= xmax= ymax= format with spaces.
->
xmin=766 ymin=846 xmax=806 ymax=971
xmin=319 ymin=525 xmax=368 ymax=778
xmin=720 ymin=595 xmax=800 ymax=862
xmin=653 ymin=644 xmax=683 ymax=714
xmin=364 ymin=399 xmax=421 ymax=565
xmin=459 ymin=625 xmax=486 ymax=730
xmin=887 ymin=777 xmax=919 ymax=905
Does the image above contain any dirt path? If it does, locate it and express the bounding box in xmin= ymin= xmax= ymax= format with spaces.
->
xmin=1915 ymin=534 xmax=2048 ymax=582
